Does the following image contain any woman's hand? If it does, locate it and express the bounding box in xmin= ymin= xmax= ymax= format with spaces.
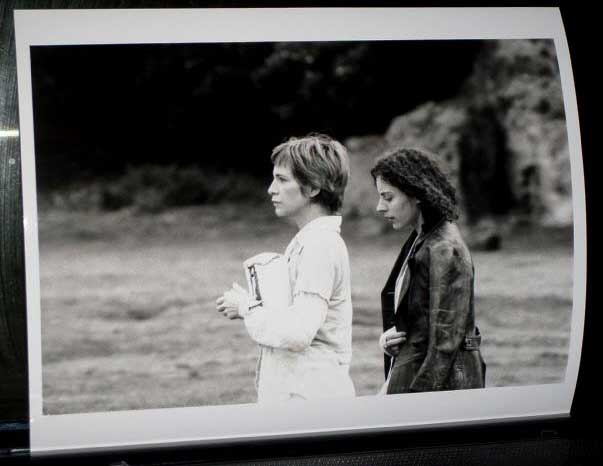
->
xmin=216 ymin=282 xmax=249 ymax=320
xmin=379 ymin=326 xmax=406 ymax=356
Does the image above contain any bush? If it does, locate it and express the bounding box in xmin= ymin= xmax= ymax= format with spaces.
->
xmin=99 ymin=165 xmax=266 ymax=212
xmin=41 ymin=165 xmax=267 ymax=212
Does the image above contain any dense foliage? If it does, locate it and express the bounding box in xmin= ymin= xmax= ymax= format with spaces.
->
xmin=31 ymin=41 xmax=481 ymax=193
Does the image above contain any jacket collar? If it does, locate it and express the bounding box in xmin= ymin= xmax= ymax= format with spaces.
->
xmin=414 ymin=217 xmax=447 ymax=250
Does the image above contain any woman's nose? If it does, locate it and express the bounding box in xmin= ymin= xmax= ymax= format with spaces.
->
xmin=376 ymin=199 xmax=386 ymax=213
xmin=267 ymin=180 xmax=276 ymax=195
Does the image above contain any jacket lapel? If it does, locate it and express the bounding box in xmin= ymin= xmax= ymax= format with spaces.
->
xmin=381 ymin=230 xmax=418 ymax=331
xmin=381 ymin=246 xmax=405 ymax=331
xmin=394 ymin=218 xmax=447 ymax=315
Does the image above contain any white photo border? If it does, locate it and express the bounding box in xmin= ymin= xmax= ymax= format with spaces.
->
xmin=14 ymin=7 xmax=586 ymax=455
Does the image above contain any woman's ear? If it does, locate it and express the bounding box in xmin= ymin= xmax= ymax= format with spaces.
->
xmin=304 ymin=186 xmax=320 ymax=199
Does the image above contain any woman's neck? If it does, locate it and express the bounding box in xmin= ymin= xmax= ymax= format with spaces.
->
xmin=293 ymin=204 xmax=330 ymax=230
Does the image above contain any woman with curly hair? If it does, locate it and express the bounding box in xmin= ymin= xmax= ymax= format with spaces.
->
xmin=371 ymin=148 xmax=485 ymax=395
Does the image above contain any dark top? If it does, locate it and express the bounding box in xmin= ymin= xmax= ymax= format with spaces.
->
xmin=381 ymin=220 xmax=486 ymax=393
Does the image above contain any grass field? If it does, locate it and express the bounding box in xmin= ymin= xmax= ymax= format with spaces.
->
xmin=38 ymin=203 xmax=573 ymax=414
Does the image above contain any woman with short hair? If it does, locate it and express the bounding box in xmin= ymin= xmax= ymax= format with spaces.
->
xmin=217 ymin=134 xmax=355 ymax=402
xmin=372 ymin=147 xmax=486 ymax=394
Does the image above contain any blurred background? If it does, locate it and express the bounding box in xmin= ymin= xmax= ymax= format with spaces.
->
xmin=32 ymin=39 xmax=571 ymax=229
xmin=31 ymin=39 xmax=574 ymax=414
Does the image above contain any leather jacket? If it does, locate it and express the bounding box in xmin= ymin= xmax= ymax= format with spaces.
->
xmin=381 ymin=220 xmax=486 ymax=393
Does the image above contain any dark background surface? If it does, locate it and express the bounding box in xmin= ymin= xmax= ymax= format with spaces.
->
xmin=0 ymin=1 xmax=600 ymax=464
xmin=30 ymin=40 xmax=481 ymax=189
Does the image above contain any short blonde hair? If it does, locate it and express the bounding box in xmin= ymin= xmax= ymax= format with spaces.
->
xmin=271 ymin=134 xmax=350 ymax=214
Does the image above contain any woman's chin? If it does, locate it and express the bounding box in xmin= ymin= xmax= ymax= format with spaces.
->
xmin=392 ymin=222 xmax=412 ymax=232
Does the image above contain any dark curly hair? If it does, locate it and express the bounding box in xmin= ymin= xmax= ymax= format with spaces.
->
xmin=370 ymin=148 xmax=459 ymax=226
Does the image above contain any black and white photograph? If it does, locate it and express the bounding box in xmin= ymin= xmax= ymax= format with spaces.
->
xmin=15 ymin=8 xmax=585 ymax=454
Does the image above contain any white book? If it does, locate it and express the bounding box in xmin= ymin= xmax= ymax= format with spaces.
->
xmin=243 ymin=252 xmax=291 ymax=310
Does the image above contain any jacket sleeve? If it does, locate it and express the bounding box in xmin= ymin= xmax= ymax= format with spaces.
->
xmin=409 ymin=243 xmax=473 ymax=392
xmin=243 ymin=241 xmax=335 ymax=351
xmin=243 ymin=293 xmax=328 ymax=351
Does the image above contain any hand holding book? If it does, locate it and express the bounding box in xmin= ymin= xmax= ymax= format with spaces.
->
xmin=216 ymin=282 xmax=248 ymax=319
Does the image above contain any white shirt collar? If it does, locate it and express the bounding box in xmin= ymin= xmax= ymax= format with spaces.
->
xmin=295 ymin=215 xmax=342 ymax=242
